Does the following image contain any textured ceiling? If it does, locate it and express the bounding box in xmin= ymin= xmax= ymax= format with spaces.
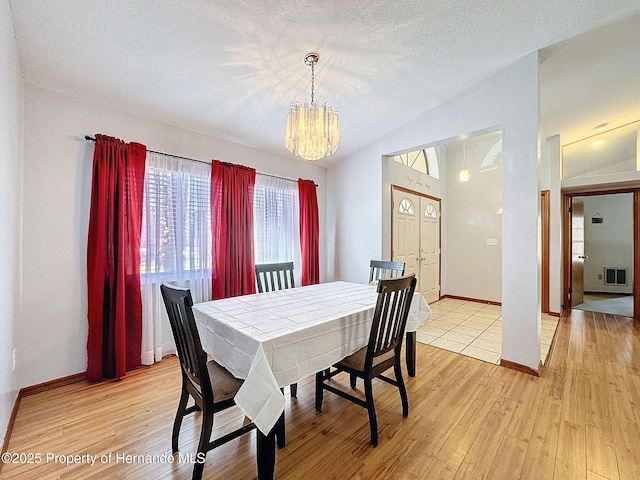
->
xmin=8 ymin=0 xmax=640 ymax=165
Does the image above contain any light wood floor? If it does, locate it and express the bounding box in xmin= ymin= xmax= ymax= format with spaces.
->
xmin=3 ymin=308 xmax=640 ymax=479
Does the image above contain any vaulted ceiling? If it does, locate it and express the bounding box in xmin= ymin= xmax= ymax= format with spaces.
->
xmin=9 ymin=0 xmax=640 ymax=164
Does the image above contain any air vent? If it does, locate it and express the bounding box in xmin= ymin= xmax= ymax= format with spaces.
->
xmin=604 ymin=268 xmax=627 ymax=285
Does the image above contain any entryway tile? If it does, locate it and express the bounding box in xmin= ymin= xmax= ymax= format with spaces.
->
xmin=430 ymin=337 xmax=467 ymax=353
xmin=418 ymin=299 xmax=559 ymax=367
xmin=461 ymin=345 xmax=501 ymax=364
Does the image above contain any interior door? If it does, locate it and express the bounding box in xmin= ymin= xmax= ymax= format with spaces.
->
xmin=419 ymin=196 xmax=441 ymax=303
xmin=571 ymin=198 xmax=585 ymax=307
xmin=541 ymin=190 xmax=550 ymax=313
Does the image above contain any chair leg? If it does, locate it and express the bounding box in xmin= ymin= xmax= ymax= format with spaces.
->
xmin=363 ymin=377 xmax=378 ymax=447
xmin=406 ymin=331 xmax=417 ymax=377
xmin=172 ymin=386 xmax=190 ymax=453
xmin=395 ymin=360 xmax=409 ymax=418
xmin=290 ymin=383 xmax=298 ymax=398
xmin=193 ymin=408 xmax=213 ymax=480
xmin=350 ymin=373 xmax=357 ymax=389
xmin=315 ymin=371 xmax=324 ymax=411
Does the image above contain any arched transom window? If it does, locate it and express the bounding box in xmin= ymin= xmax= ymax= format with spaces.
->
xmin=391 ymin=147 xmax=440 ymax=179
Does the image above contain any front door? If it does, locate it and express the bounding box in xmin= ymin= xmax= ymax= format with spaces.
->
xmin=420 ymin=196 xmax=441 ymax=303
xmin=392 ymin=187 xmax=441 ymax=303
xmin=392 ymin=190 xmax=419 ymax=279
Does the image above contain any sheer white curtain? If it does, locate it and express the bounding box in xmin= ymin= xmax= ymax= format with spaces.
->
xmin=253 ymin=175 xmax=302 ymax=287
xmin=140 ymin=152 xmax=212 ymax=364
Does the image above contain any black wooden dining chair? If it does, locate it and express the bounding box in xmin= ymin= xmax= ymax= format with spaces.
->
xmin=369 ymin=260 xmax=406 ymax=283
xmin=315 ymin=275 xmax=417 ymax=447
xmin=161 ymin=283 xmax=264 ymax=479
xmin=255 ymin=261 xmax=295 ymax=293
xmin=255 ymin=261 xmax=298 ymax=399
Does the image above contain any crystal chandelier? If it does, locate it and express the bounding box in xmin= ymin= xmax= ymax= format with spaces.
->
xmin=286 ymin=52 xmax=339 ymax=161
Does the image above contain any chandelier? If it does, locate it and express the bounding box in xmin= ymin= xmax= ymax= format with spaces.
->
xmin=286 ymin=52 xmax=339 ymax=161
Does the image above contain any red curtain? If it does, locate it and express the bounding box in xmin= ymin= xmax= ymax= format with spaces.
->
xmin=86 ymin=134 xmax=146 ymax=381
xmin=211 ymin=160 xmax=257 ymax=299
xmin=298 ymin=179 xmax=320 ymax=285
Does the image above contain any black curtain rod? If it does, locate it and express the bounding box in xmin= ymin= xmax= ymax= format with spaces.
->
xmin=84 ymin=135 xmax=317 ymax=186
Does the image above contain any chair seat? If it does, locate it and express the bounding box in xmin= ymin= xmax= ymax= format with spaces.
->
xmin=207 ymin=360 xmax=243 ymax=403
xmin=336 ymin=347 xmax=395 ymax=372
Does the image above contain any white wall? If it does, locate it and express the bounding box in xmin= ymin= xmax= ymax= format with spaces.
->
xmin=326 ymin=145 xmax=382 ymax=282
xmin=329 ymin=53 xmax=542 ymax=370
xmin=0 ymin=0 xmax=23 ymax=443
xmin=20 ymin=85 xmax=327 ymax=388
xmin=444 ymin=135 xmax=502 ymax=302
xmin=582 ymin=193 xmax=633 ymax=294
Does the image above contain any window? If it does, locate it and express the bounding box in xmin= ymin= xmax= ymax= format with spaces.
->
xmin=391 ymin=147 xmax=439 ymax=179
xmin=140 ymin=152 xmax=212 ymax=365
xmin=141 ymin=153 xmax=211 ymax=282
xmin=399 ymin=198 xmax=415 ymax=215
xmin=141 ymin=159 xmax=301 ymax=282
xmin=140 ymin=155 xmax=303 ymax=364
xmin=253 ymin=175 xmax=302 ymax=285
xmin=425 ymin=203 xmax=437 ymax=218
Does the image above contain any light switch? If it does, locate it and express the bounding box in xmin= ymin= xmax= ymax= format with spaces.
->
xmin=486 ymin=238 xmax=498 ymax=246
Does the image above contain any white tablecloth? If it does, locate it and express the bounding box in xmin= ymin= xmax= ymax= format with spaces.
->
xmin=192 ymin=281 xmax=431 ymax=434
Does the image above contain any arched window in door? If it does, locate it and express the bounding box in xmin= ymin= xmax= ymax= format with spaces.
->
xmin=425 ymin=203 xmax=437 ymax=218
xmin=398 ymin=198 xmax=415 ymax=215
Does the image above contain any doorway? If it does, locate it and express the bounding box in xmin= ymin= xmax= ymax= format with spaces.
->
xmin=391 ymin=186 xmax=441 ymax=303
xmin=563 ymin=190 xmax=638 ymax=317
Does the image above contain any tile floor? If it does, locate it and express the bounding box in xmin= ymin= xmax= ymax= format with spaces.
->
xmin=416 ymin=297 xmax=560 ymax=365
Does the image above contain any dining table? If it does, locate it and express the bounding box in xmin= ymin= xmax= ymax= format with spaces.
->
xmin=192 ymin=280 xmax=432 ymax=478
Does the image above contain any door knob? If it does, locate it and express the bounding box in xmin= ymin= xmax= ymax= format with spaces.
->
xmin=578 ymin=255 xmax=588 ymax=259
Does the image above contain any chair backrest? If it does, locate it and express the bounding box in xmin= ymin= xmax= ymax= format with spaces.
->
xmin=160 ymin=283 xmax=212 ymax=405
xmin=255 ymin=262 xmax=295 ymax=293
xmin=369 ymin=260 xmax=406 ymax=283
xmin=365 ymin=275 xmax=417 ymax=367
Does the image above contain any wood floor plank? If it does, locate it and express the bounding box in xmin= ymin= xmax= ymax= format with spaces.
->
xmin=450 ymin=396 xmax=519 ymax=480
xmin=520 ymin=392 xmax=562 ymax=480
xmin=418 ymin=458 xmax=456 ymax=480
xmin=486 ymin=434 xmax=528 ymax=480
xmin=434 ymin=378 xmax=504 ymax=470
xmin=585 ymin=362 xmax=620 ymax=480
xmin=554 ymin=420 xmax=586 ymax=480
xmin=606 ymin=363 xmax=640 ymax=480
